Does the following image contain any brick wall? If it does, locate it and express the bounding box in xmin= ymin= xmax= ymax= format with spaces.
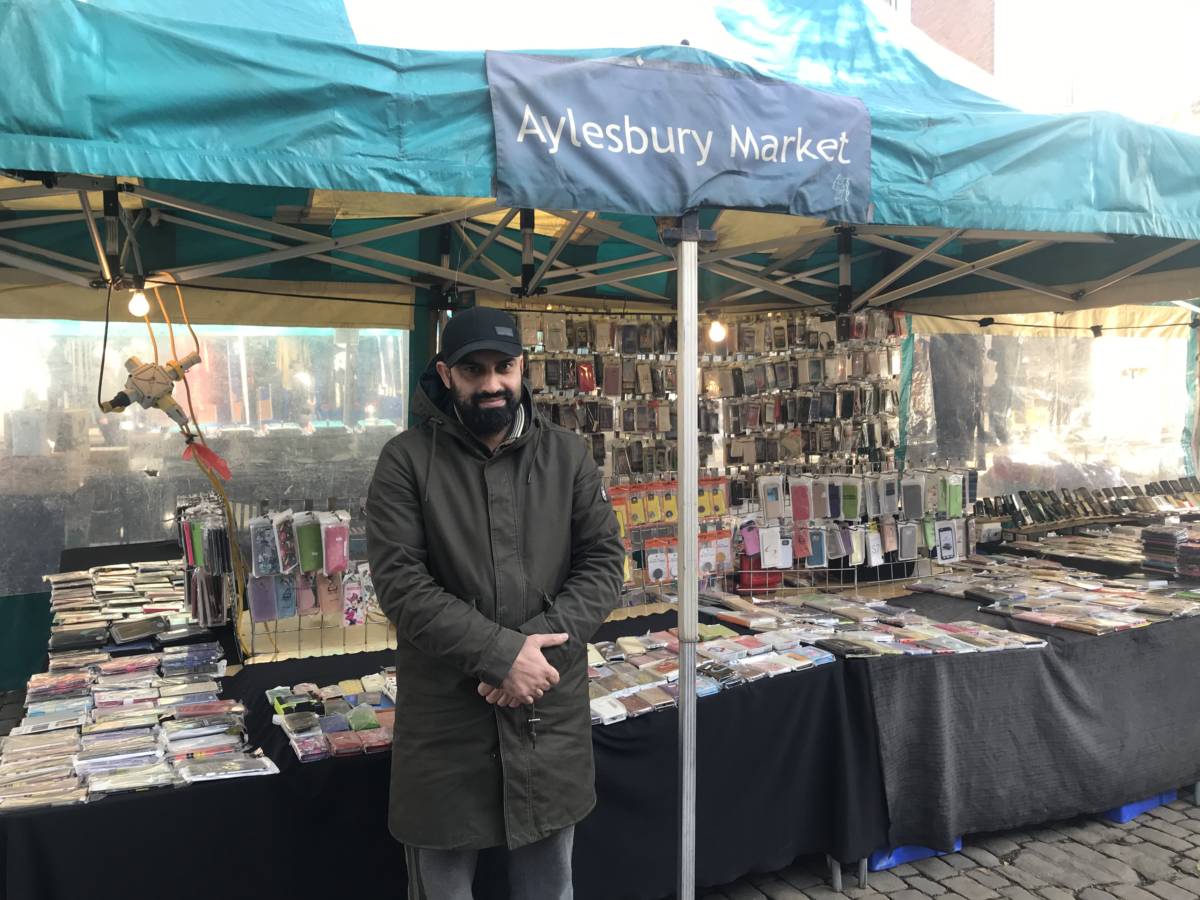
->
xmin=911 ymin=0 xmax=995 ymax=74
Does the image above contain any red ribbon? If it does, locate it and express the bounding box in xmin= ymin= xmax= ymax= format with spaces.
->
xmin=183 ymin=442 xmax=232 ymax=480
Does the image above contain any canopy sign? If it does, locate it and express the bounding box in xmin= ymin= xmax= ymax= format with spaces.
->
xmin=486 ymin=51 xmax=871 ymax=219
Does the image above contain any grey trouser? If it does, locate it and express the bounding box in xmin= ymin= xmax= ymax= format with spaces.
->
xmin=405 ymin=826 xmax=574 ymax=900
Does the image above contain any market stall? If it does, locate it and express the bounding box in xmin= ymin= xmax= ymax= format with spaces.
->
xmin=3 ymin=1 xmax=1200 ymax=898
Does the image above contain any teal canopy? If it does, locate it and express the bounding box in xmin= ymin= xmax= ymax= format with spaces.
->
xmin=1 ymin=0 xmax=1199 ymax=322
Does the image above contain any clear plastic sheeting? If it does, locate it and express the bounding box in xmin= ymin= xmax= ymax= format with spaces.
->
xmin=904 ymin=329 xmax=1193 ymax=496
xmin=0 ymin=320 xmax=408 ymax=596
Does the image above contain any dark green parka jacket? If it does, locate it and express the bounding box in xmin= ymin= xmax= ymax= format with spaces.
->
xmin=366 ymin=364 xmax=624 ymax=850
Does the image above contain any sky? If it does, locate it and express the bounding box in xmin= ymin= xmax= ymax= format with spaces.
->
xmin=993 ymin=0 xmax=1200 ymax=128
xmin=344 ymin=0 xmax=1200 ymax=131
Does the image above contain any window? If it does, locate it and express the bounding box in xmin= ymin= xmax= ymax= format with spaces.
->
xmin=0 ymin=320 xmax=408 ymax=595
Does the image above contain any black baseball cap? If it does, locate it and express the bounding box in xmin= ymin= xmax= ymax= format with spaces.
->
xmin=439 ymin=307 xmax=523 ymax=367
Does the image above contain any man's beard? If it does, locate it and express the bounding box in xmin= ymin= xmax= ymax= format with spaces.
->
xmin=453 ymin=387 xmax=519 ymax=439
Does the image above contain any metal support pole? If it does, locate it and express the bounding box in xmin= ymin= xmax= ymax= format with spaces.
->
xmin=77 ymin=191 xmax=112 ymax=285
xmin=836 ymin=227 xmax=853 ymax=341
xmin=675 ymin=220 xmax=701 ymax=900
xmin=519 ymin=208 xmax=535 ymax=296
xmin=858 ymin=858 xmax=869 ymax=888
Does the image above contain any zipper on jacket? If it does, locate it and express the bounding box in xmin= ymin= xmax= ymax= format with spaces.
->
xmin=526 ymin=703 xmax=539 ymax=749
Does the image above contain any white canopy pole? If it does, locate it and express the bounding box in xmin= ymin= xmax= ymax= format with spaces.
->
xmin=672 ymin=214 xmax=700 ymax=900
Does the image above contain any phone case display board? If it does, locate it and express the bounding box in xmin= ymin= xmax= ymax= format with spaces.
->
xmin=719 ymin=467 xmax=977 ymax=595
xmin=239 ymin=508 xmax=395 ymax=663
xmin=520 ymin=310 xmax=944 ymax=598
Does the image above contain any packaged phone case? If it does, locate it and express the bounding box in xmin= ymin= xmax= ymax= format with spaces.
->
xmin=936 ymin=522 xmax=958 ymax=562
xmin=576 ymin=361 xmax=596 ymax=393
xmin=849 ymin=526 xmax=867 ymax=566
xmin=248 ymin=516 xmax=280 ymax=577
xmin=177 ymin=755 xmax=279 ymax=782
xmin=274 ymin=573 xmax=298 ymax=619
xmin=926 ymin=477 xmax=941 ymax=517
xmin=320 ymin=511 xmax=351 ymax=575
xmin=272 ymin=511 xmax=299 ymax=573
xmin=828 ymin=482 xmax=842 ymax=520
xmin=841 ymin=479 xmax=861 ymax=520
xmin=295 ymin=573 xmax=319 ymax=616
xmin=316 ymin=571 xmax=343 ymax=616
xmin=739 ymin=520 xmax=761 ymax=556
xmin=811 ymin=479 xmax=831 ymax=519
xmin=900 ymin=477 xmax=925 ymax=519
xmin=292 ymin=511 xmax=324 ymax=573
xmin=790 ymin=478 xmax=812 ymax=521
xmin=825 ymin=525 xmax=847 ymax=559
xmin=342 ymin=576 xmax=366 ymax=626
xmin=758 ymin=526 xmax=783 ymax=568
xmin=360 ymin=728 xmax=392 ymax=753
xmin=110 ymin=616 xmax=169 ymax=644
xmin=947 ymin=476 xmax=964 ymax=518
xmin=757 ymin=475 xmax=785 ymax=520
xmin=282 ymin=711 xmax=321 ymax=736
xmin=881 ymin=516 xmax=899 ymax=554
xmin=346 ymin=703 xmax=380 ymax=731
xmin=248 ymin=576 xmax=278 ymax=623
xmin=806 ymin=527 xmax=828 ymax=568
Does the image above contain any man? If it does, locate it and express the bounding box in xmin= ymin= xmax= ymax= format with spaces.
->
xmin=367 ymin=306 xmax=625 ymax=900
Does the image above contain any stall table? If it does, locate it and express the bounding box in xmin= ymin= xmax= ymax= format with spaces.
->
xmin=0 ymin=614 xmax=889 ymax=900
xmin=863 ymin=593 xmax=1200 ymax=850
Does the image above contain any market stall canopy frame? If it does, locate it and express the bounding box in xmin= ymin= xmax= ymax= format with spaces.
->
xmin=1 ymin=0 xmax=1199 ymax=325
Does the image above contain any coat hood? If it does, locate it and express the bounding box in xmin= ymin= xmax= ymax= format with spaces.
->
xmin=411 ymin=356 xmax=543 ymax=501
xmin=413 ymin=356 xmax=536 ymax=434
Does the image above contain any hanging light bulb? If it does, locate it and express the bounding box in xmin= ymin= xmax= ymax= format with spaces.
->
xmin=127 ymin=290 xmax=150 ymax=317
xmin=707 ymin=315 xmax=727 ymax=343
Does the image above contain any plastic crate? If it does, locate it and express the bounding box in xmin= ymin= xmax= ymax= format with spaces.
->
xmin=869 ymin=838 xmax=962 ymax=872
xmin=1103 ymin=790 xmax=1177 ymax=824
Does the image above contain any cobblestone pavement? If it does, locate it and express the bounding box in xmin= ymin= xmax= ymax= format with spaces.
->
xmin=703 ymin=793 xmax=1200 ymax=900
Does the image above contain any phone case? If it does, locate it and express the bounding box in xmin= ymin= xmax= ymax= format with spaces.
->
xmin=740 ymin=520 xmax=762 ymax=556
xmin=248 ymin=576 xmax=278 ymax=623
xmin=790 ymin=478 xmax=812 ymax=521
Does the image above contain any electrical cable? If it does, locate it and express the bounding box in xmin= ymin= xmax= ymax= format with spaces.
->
xmin=96 ymin=281 xmax=113 ymax=410
xmin=153 ymin=286 xmax=208 ymax=447
xmin=136 ymin=279 xmax=1190 ymax=332
xmin=170 ymin=284 xmax=208 ymax=445
xmin=174 ymin=284 xmax=201 ymax=356
xmin=153 ymin=282 xmax=244 ymax=625
xmin=143 ymin=315 xmax=159 ymax=364
xmin=893 ymin=307 xmax=1193 ymax=334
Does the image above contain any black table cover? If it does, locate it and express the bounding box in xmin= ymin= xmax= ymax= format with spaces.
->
xmin=1 ymin=613 xmax=889 ymax=900
xmin=865 ymin=597 xmax=1200 ymax=850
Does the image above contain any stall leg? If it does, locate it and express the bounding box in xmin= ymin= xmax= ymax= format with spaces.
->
xmin=858 ymin=858 xmax=869 ymax=888
xmin=828 ymin=856 xmax=843 ymax=892
xmin=1193 ymin=782 xmax=1199 ymax=806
